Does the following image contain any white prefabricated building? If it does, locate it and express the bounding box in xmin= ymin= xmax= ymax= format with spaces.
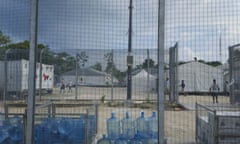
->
xmin=0 ymin=59 xmax=54 ymax=96
xmin=178 ymin=61 xmax=224 ymax=92
xmin=132 ymin=69 xmax=157 ymax=92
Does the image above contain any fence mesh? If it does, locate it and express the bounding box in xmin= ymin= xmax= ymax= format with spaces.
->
xmin=0 ymin=0 xmax=240 ymax=144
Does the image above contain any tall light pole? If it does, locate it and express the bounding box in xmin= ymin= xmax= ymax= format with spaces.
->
xmin=127 ymin=0 xmax=133 ymax=100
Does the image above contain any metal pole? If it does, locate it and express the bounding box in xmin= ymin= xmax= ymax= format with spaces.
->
xmin=39 ymin=48 xmax=45 ymax=101
xmin=158 ymin=0 xmax=165 ymax=143
xmin=175 ymin=43 xmax=179 ymax=103
xmin=195 ymin=102 xmax=199 ymax=143
xmin=26 ymin=0 xmax=38 ymax=143
xmin=228 ymin=46 xmax=234 ymax=104
xmin=111 ymin=49 xmax=114 ymax=101
xmin=4 ymin=49 xmax=10 ymax=119
xmin=169 ymin=47 xmax=174 ymax=102
xmin=127 ymin=0 xmax=133 ymax=100
xmin=219 ymin=31 xmax=224 ymax=94
xmin=75 ymin=53 xmax=79 ymax=100
xmin=147 ymin=49 xmax=150 ymax=101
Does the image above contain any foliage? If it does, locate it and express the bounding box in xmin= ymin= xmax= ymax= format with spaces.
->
xmin=135 ymin=58 xmax=156 ymax=70
xmin=0 ymin=31 xmax=11 ymax=60
xmin=142 ymin=58 xmax=155 ymax=69
xmin=104 ymin=52 xmax=127 ymax=81
xmin=76 ymin=51 xmax=88 ymax=67
xmin=91 ymin=62 xmax=102 ymax=71
xmin=104 ymin=52 xmax=114 ymax=74
xmin=178 ymin=61 xmax=187 ymax=65
xmin=0 ymin=31 xmax=11 ymax=46
xmin=198 ymin=59 xmax=222 ymax=67
xmin=0 ymin=31 xmax=77 ymax=77
xmin=100 ymin=95 xmax=105 ymax=103
xmin=206 ymin=61 xmax=222 ymax=67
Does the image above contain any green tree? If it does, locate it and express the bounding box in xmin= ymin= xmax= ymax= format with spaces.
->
xmin=91 ymin=62 xmax=102 ymax=71
xmin=48 ymin=51 xmax=77 ymax=76
xmin=104 ymin=52 xmax=114 ymax=74
xmin=104 ymin=52 xmax=126 ymax=80
xmin=206 ymin=61 xmax=222 ymax=67
xmin=77 ymin=51 xmax=88 ymax=68
xmin=142 ymin=58 xmax=155 ymax=69
xmin=198 ymin=59 xmax=222 ymax=67
xmin=0 ymin=31 xmax=11 ymax=60
xmin=0 ymin=31 xmax=11 ymax=46
xmin=178 ymin=61 xmax=187 ymax=65
xmin=1 ymin=38 xmax=77 ymax=76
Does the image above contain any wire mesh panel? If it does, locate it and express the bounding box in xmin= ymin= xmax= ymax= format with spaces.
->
xmin=196 ymin=103 xmax=240 ymax=144
xmin=1 ymin=0 xmax=240 ymax=143
xmin=33 ymin=102 xmax=98 ymax=144
xmin=165 ymin=0 xmax=240 ymax=143
xmin=229 ymin=44 xmax=240 ymax=104
xmin=1 ymin=0 xmax=159 ymax=143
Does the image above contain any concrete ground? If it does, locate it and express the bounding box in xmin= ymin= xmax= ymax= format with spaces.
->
xmin=0 ymin=87 xmax=232 ymax=144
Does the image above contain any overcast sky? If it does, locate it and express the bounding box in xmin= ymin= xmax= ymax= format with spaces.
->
xmin=0 ymin=0 xmax=240 ymax=65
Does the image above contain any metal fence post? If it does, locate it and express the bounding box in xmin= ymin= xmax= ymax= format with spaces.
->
xmin=4 ymin=49 xmax=10 ymax=119
xmin=195 ymin=103 xmax=198 ymax=143
xmin=26 ymin=0 xmax=38 ymax=143
xmin=127 ymin=0 xmax=133 ymax=100
xmin=85 ymin=109 xmax=89 ymax=144
xmin=158 ymin=0 xmax=165 ymax=143
xmin=213 ymin=110 xmax=217 ymax=144
xmin=23 ymin=109 xmax=27 ymax=144
xmin=4 ymin=103 xmax=8 ymax=119
xmin=95 ymin=104 xmax=98 ymax=134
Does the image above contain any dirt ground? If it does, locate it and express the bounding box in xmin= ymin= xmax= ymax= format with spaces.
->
xmin=0 ymin=87 xmax=231 ymax=144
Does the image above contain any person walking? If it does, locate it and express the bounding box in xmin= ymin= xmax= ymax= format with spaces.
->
xmin=181 ymin=80 xmax=186 ymax=96
xmin=68 ymin=80 xmax=73 ymax=93
xmin=164 ymin=77 xmax=170 ymax=100
xmin=209 ymin=79 xmax=220 ymax=103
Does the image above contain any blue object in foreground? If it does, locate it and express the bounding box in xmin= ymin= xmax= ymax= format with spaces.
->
xmin=135 ymin=112 xmax=148 ymax=138
xmin=58 ymin=118 xmax=72 ymax=135
xmin=97 ymin=134 xmax=110 ymax=144
xmin=129 ymin=132 xmax=143 ymax=144
xmin=0 ymin=126 xmax=9 ymax=143
xmin=121 ymin=112 xmax=134 ymax=139
xmin=68 ymin=118 xmax=85 ymax=142
xmin=114 ymin=138 xmax=128 ymax=144
xmin=107 ymin=112 xmax=120 ymax=140
xmin=148 ymin=112 xmax=158 ymax=138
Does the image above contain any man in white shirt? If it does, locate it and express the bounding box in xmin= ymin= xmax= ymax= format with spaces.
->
xmin=209 ymin=79 xmax=220 ymax=103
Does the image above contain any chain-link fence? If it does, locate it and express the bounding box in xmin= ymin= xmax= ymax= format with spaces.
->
xmin=1 ymin=0 xmax=240 ymax=144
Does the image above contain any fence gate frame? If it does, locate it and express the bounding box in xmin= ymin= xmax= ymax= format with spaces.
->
xmin=229 ymin=43 xmax=240 ymax=104
xmin=169 ymin=42 xmax=179 ymax=103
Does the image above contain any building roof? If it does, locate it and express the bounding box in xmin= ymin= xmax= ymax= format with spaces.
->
xmin=61 ymin=67 xmax=107 ymax=76
xmin=132 ymin=68 xmax=157 ymax=76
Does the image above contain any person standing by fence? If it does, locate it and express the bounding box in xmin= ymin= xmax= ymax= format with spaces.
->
xmin=60 ymin=79 xmax=65 ymax=95
xmin=181 ymin=80 xmax=186 ymax=96
xmin=209 ymin=79 xmax=220 ymax=103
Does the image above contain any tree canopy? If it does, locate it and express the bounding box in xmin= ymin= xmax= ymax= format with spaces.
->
xmin=91 ymin=62 xmax=102 ymax=71
xmin=0 ymin=31 xmax=77 ymax=76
